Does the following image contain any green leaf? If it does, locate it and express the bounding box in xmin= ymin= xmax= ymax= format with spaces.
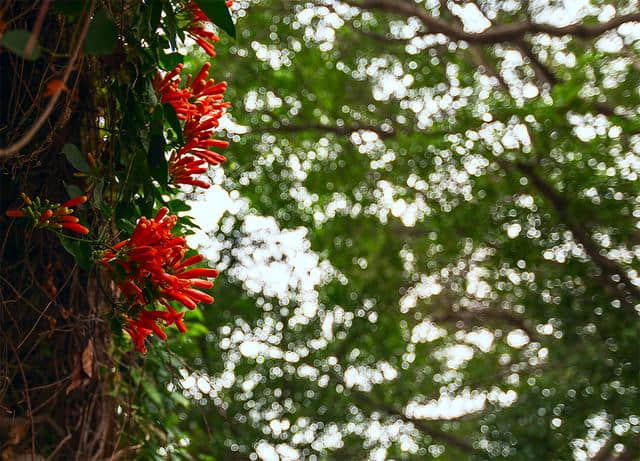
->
xmin=139 ymin=181 xmax=156 ymax=219
xmin=149 ymin=0 xmax=163 ymax=31
xmin=167 ymin=199 xmax=191 ymax=212
xmin=1 ymin=29 xmax=41 ymax=60
xmin=172 ymin=392 xmax=190 ymax=408
xmin=149 ymin=108 xmax=168 ymax=185
xmin=62 ymin=144 xmax=90 ymax=173
xmin=163 ymin=103 xmax=183 ymax=143
xmin=193 ymin=0 xmax=236 ymax=39
xmin=130 ymin=146 xmax=150 ymax=183
xmin=92 ymin=180 xmax=105 ymax=207
xmin=158 ymin=52 xmax=183 ymax=71
xmin=116 ymin=218 xmax=135 ymax=235
xmin=64 ymin=182 xmax=84 ymax=199
xmin=146 ymin=80 xmax=159 ymax=106
xmin=108 ymin=312 xmax=126 ymax=338
xmin=186 ymin=323 xmax=209 ymax=337
xmin=141 ymin=380 xmax=163 ymax=406
xmin=164 ymin=3 xmax=179 ymax=49
xmin=84 ymin=10 xmax=117 ymax=55
xmin=186 ymin=308 xmax=205 ymax=322
xmin=115 ymin=201 xmax=137 ymax=230
xmin=59 ymin=235 xmax=93 ymax=270
xmin=177 ymin=216 xmax=201 ymax=230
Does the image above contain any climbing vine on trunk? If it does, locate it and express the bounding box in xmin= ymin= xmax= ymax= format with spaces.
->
xmin=0 ymin=0 xmax=238 ymax=458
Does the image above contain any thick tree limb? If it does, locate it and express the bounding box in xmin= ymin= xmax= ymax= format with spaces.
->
xmin=342 ymin=0 xmax=640 ymax=44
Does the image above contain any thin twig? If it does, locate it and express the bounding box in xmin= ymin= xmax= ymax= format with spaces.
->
xmin=0 ymin=0 xmax=97 ymax=159
xmin=7 ymin=339 xmax=36 ymax=460
xmin=46 ymin=433 xmax=73 ymax=461
xmin=24 ymin=0 xmax=51 ymax=57
xmin=16 ymin=265 xmax=78 ymax=350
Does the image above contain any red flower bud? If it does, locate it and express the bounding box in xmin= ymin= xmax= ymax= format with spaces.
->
xmin=155 ymin=207 xmax=169 ymax=221
xmin=6 ymin=209 xmax=25 ymax=218
xmin=62 ymin=222 xmax=89 ymax=235
xmin=178 ymin=268 xmax=219 ymax=278
xmin=62 ymin=195 xmax=88 ymax=208
xmin=39 ymin=209 xmax=54 ymax=221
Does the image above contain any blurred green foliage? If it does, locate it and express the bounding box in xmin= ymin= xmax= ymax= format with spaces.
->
xmin=142 ymin=1 xmax=640 ymax=460
xmin=5 ymin=0 xmax=638 ymax=459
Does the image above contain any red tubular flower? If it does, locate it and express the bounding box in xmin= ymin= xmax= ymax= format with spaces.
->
xmin=153 ymin=64 xmax=196 ymax=120
xmin=62 ymin=195 xmax=88 ymax=207
xmin=184 ymin=1 xmax=234 ymax=57
xmin=186 ymin=1 xmax=211 ymax=23
xmin=135 ymin=310 xmax=169 ymax=341
xmin=165 ymin=305 xmax=187 ymax=333
xmin=178 ymin=267 xmax=219 ymax=278
xmin=189 ymin=279 xmax=214 ymax=289
xmin=44 ymin=79 xmax=68 ymax=98
xmin=6 ymin=209 xmax=25 ymax=218
xmin=188 ymin=62 xmax=211 ymax=93
xmin=188 ymin=27 xmax=218 ymax=57
xmin=155 ymin=61 xmax=230 ymax=189
xmin=100 ymin=208 xmax=219 ymax=352
xmin=175 ymin=254 xmax=204 ymax=269
xmin=5 ymin=193 xmax=89 ymax=235
xmin=61 ymin=222 xmax=90 ymax=235
xmin=168 ymin=155 xmax=211 ymax=189
xmin=39 ymin=209 xmax=54 ymax=221
xmin=162 ymin=289 xmax=197 ymax=309
xmin=126 ymin=319 xmax=152 ymax=354
xmin=182 ymin=287 xmax=214 ymax=304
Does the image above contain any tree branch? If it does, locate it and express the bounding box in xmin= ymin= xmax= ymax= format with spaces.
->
xmin=351 ymin=391 xmax=478 ymax=454
xmin=432 ymin=308 xmax=538 ymax=343
xmin=591 ymin=434 xmax=640 ymax=461
xmin=514 ymin=39 xmax=557 ymax=87
xmin=441 ymin=1 xmax=510 ymax=92
xmin=515 ymin=161 xmax=640 ymax=303
xmin=343 ymin=0 xmax=640 ymax=44
xmin=248 ymin=121 xmax=396 ymax=138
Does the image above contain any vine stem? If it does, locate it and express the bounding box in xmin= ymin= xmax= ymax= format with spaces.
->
xmin=24 ymin=0 xmax=51 ymax=57
xmin=16 ymin=265 xmax=77 ymax=350
xmin=0 ymin=0 xmax=96 ymax=159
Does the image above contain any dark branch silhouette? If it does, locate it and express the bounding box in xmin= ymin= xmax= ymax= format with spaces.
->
xmin=352 ymin=391 xmax=479 ymax=454
xmin=515 ymin=161 xmax=640 ymax=303
xmin=342 ymin=0 xmax=640 ymax=44
xmin=248 ymin=121 xmax=396 ymax=138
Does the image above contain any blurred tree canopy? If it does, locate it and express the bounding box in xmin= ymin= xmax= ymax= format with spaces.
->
xmin=170 ymin=1 xmax=640 ymax=460
xmin=1 ymin=0 xmax=639 ymax=460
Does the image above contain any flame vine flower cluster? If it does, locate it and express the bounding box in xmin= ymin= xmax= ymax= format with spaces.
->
xmin=104 ymin=1 xmax=234 ymax=352
xmin=154 ymin=61 xmax=230 ymax=189
xmin=153 ymin=1 xmax=233 ymax=190
xmin=185 ymin=0 xmax=233 ymax=57
xmin=6 ymin=193 xmax=89 ymax=235
xmin=4 ymin=1 xmax=235 ymax=354
xmin=100 ymin=207 xmax=219 ymax=353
